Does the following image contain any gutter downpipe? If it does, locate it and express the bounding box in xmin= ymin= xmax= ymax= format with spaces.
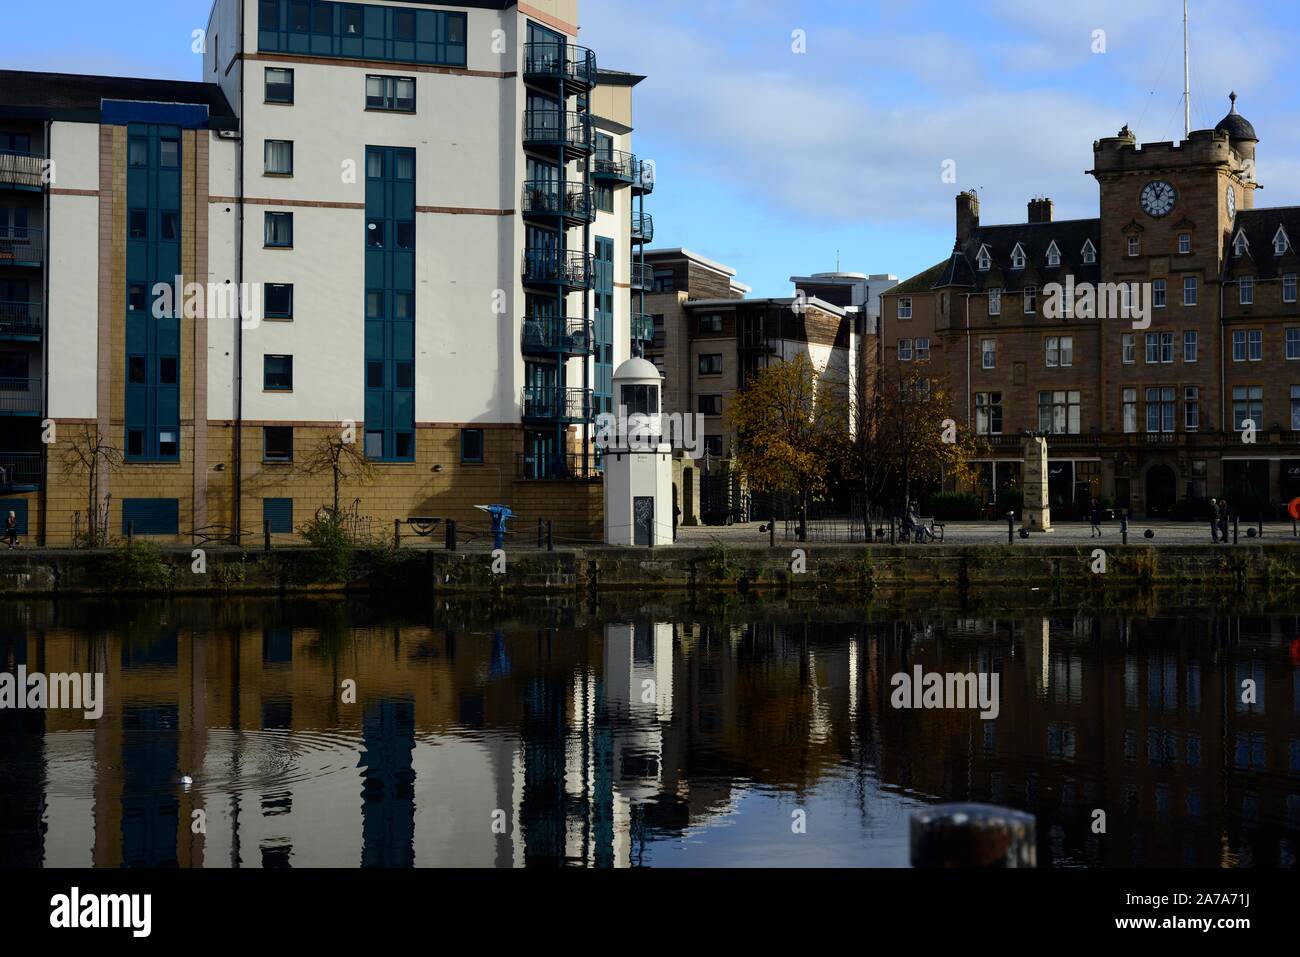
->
xmin=233 ymin=0 xmax=246 ymax=545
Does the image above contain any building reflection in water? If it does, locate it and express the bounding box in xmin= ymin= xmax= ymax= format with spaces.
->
xmin=0 ymin=600 xmax=1297 ymax=868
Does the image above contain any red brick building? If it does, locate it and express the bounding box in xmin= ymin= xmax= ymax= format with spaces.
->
xmin=882 ymin=97 xmax=1300 ymax=517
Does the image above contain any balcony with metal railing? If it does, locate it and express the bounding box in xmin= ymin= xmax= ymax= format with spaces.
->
xmin=523 ymin=248 xmax=595 ymax=290
xmin=633 ymin=160 xmax=655 ymax=195
xmin=523 ymin=109 xmax=593 ymax=158
xmin=0 ymin=301 xmax=42 ymax=340
xmin=0 ymin=151 xmax=46 ymax=192
xmin=522 ymin=315 xmax=592 ymax=358
xmin=0 ymin=228 xmax=43 ymax=267
xmin=0 ymin=377 xmax=42 ymax=415
xmin=0 ymin=451 xmax=41 ymax=490
xmin=631 ymin=313 xmax=654 ymax=343
xmin=591 ymin=149 xmax=637 ymax=186
xmin=523 ymin=41 xmax=598 ymax=93
xmin=631 ymin=211 xmax=654 ymax=244
xmin=630 ymin=262 xmax=653 ymax=292
xmin=517 ymin=451 xmax=601 ymax=481
xmin=521 ymin=179 xmax=594 ymax=227
xmin=521 ymin=386 xmax=591 ymax=425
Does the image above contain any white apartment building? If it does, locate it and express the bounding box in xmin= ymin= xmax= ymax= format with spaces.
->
xmin=0 ymin=0 xmax=651 ymax=544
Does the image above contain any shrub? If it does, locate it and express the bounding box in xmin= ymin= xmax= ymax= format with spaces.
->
xmin=929 ymin=492 xmax=984 ymax=520
xmin=1223 ymin=488 xmax=1271 ymax=522
xmin=104 ymin=540 xmax=174 ymax=591
xmin=301 ymin=512 xmax=353 ymax=582
xmin=996 ymin=489 xmax=1023 ymax=515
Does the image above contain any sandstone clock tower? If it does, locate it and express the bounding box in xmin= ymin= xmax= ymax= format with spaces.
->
xmin=1088 ymin=95 xmax=1260 ymax=511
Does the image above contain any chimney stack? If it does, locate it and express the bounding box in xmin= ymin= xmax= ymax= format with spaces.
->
xmin=1028 ymin=197 xmax=1055 ymax=224
xmin=956 ymin=191 xmax=980 ymax=246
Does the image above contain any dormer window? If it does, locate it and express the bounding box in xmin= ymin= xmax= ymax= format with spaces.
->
xmin=1233 ymin=230 xmax=1249 ymax=258
xmin=1274 ymin=227 xmax=1290 ymax=256
xmin=976 ymin=245 xmax=992 ymax=272
xmin=1011 ymin=244 xmax=1026 ymax=270
xmin=1046 ymin=241 xmax=1061 ymax=268
xmin=1081 ymin=240 xmax=1096 ymax=264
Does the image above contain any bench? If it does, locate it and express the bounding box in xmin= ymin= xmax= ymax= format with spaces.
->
xmin=917 ymin=518 xmax=944 ymax=543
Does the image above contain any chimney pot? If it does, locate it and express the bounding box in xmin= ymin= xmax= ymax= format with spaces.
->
xmin=1028 ymin=197 xmax=1055 ymax=224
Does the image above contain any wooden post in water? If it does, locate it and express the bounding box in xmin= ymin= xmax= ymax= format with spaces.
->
xmin=911 ymin=803 xmax=1037 ymax=868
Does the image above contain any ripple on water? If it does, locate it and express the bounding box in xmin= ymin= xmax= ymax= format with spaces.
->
xmin=30 ymin=727 xmax=366 ymax=800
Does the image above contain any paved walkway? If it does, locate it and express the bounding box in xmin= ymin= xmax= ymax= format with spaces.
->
xmin=674 ymin=519 xmax=1297 ymax=548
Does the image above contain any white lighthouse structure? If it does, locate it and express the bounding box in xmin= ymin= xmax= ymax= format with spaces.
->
xmin=604 ymin=359 xmax=674 ymax=547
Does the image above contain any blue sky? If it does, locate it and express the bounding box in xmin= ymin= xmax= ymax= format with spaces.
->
xmin=10 ymin=0 xmax=1300 ymax=295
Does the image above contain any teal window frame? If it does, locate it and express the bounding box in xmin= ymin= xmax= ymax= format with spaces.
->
xmin=461 ymin=428 xmax=484 ymax=464
xmin=259 ymin=0 xmax=467 ymax=68
xmin=265 ymin=211 xmax=294 ymax=247
xmin=265 ymin=283 xmax=293 ymax=319
xmin=263 ymin=497 xmax=294 ymax=533
xmin=121 ymin=499 xmax=180 ymax=536
xmin=263 ymin=426 xmax=294 ymax=462
xmin=265 ymin=67 xmax=295 ymax=104
xmin=264 ymin=354 xmax=294 ymax=391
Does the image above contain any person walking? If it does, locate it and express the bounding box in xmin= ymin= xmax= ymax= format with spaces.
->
xmin=1208 ymin=498 xmax=1220 ymax=543
xmin=4 ymin=511 xmax=17 ymax=549
xmin=1218 ymin=498 xmax=1231 ymax=544
xmin=1089 ymin=498 xmax=1103 ymax=538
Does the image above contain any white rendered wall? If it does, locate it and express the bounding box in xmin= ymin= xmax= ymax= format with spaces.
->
xmin=46 ymin=121 xmax=100 ymax=421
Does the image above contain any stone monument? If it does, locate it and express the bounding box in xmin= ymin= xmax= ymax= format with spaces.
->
xmin=1022 ymin=433 xmax=1052 ymax=532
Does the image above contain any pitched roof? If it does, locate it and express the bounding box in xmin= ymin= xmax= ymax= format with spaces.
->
xmin=936 ymin=218 xmax=1102 ymax=292
xmin=888 ymin=260 xmax=949 ymax=296
xmin=1224 ymin=206 xmax=1300 ymax=281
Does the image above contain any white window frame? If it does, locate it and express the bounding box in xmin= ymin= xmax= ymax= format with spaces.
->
xmin=1183 ymin=276 xmax=1198 ymax=306
xmin=987 ymin=287 xmax=1002 ymax=316
xmin=897 ymin=297 xmax=912 ymax=320
xmin=981 ymin=338 xmax=996 ymax=370
xmin=1127 ymin=236 xmax=1140 ymax=257
xmin=1178 ymin=233 xmax=1192 ymax=255
xmin=1010 ymin=244 xmax=1026 ymax=270
xmin=1153 ymin=278 xmax=1166 ymax=308
xmin=1046 ymin=242 xmax=1061 ymax=268
xmin=1239 ymin=276 xmax=1255 ymax=305
xmin=1274 ymin=227 xmax=1290 ymax=256
xmin=1285 ymin=274 xmax=1298 ymax=304
xmin=1184 ymin=330 xmax=1198 ymax=363
xmin=1081 ymin=240 xmax=1096 ymax=264
xmin=1122 ymin=333 xmax=1135 ymax=364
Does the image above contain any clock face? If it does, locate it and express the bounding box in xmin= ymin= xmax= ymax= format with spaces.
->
xmin=1226 ymin=185 xmax=1237 ymax=219
xmin=1141 ymin=181 xmax=1177 ymax=217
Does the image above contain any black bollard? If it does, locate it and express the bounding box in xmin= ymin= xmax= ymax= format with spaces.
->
xmin=393 ymin=518 xmax=401 ymax=550
xmin=1121 ymin=512 xmax=1128 ymax=546
xmin=1007 ymin=512 xmax=1014 ymax=545
xmin=911 ymin=803 xmax=1037 ymax=868
xmin=127 ymin=520 xmax=134 ymax=544
xmin=537 ymin=519 xmax=544 ymax=549
xmin=265 ymin=520 xmax=272 ymax=553
xmin=769 ymin=518 xmax=776 ymax=548
xmin=546 ymin=520 xmax=553 ymax=552
xmin=1258 ymin=516 xmax=1264 ymax=539
xmin=1233 ymin=515 xmax=1239 ymax=545
xmin=446 ymin=520 xmax=457 ymax=552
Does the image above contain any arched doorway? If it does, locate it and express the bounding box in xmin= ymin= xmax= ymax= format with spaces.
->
xmin=1145 ymin=464 xmax=1177 ymax=517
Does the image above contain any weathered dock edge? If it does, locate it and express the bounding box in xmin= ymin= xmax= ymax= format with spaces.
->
xmin=0 ymin=543 xmax=1297 ymax=597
